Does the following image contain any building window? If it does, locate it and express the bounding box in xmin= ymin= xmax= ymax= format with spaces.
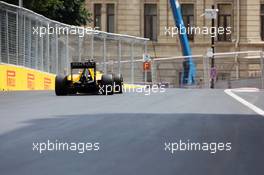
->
xmin=181 ymin=4 xmax=194 ymax=41
xmin=217 ymin=4 xmax=232 ymax=42
xmin=94 ymin=4 xmax=102 ymax=30
xmin=144 ymin=4 xmax=157 ymax=41
xmin=107 ymin=4 xmax=115 ymax=33
xmin=261 ymin=4 xmax=264 ymax=41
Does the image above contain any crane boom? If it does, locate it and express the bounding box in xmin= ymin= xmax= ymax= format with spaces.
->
xmin=169 ymin=0 xmax=196 ymax=85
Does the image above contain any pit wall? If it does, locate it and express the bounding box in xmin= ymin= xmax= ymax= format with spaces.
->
xmin=0 ymin=64 xmax=55 ymax=91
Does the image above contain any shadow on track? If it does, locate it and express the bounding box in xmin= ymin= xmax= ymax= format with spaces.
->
xmin=0 ymin=113 xmax=264 ymax=175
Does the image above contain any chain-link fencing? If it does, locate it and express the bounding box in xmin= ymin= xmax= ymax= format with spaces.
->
xmin=0 ymin=1 xmax=148 ymax=84
xmin=1 ymin=2 xmax=264 ymax=89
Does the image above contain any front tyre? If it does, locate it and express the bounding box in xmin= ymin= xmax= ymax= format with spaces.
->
xmin=55 ymin=75 xmax=68 ymax=96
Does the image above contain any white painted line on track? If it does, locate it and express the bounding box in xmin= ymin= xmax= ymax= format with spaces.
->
xmin=224 ymin=89 xmax=264 ymax=117
xmin=229 ymin=88 xmax=260 ymax=93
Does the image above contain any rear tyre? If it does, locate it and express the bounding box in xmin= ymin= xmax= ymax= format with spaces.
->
xmin=101 ymin=74 xmax=114 ymax=95
xmin=55 ymin=75 xmax=68 ymax=96
xmin=113 ymin=74 xmax=123 ymax=94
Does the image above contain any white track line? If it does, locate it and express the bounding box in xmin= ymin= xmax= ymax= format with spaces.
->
xmin=224 ymin=89 xmax=264 ymax=117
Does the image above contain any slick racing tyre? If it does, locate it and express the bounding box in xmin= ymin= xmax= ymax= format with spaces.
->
xmin=101 ymin=74 xmax=114 ymax=95
xmin=113 ymin=74 xmax=123 ymax=94
xmin=55 ymin=75 xmax=68 ymax=96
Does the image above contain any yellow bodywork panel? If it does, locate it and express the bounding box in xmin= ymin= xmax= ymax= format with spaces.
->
xmin=67 ymin=68 xmax=103 ymax=83
xmin=67 ymin=74 xmax=81 ymax=82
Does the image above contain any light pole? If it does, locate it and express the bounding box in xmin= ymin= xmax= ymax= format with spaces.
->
xmin=210 ymin=5 xmax=215 ymax=89
xmin=19 ymin=0 xmax=23 ymax=7
xmin=204 ymin=6 xmax=218 ymax=89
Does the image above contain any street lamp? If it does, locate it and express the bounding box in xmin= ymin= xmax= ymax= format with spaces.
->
xmin=204 ymin=6 xmax=218 ymax=88
xmin=19 ymin=0 xmax=23 ymax=7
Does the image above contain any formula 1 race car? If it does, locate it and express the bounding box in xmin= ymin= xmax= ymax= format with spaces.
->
xmin=55 ymin=60 xmax=123 ymax=96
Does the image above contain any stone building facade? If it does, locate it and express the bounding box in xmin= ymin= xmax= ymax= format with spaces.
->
xmin=85 ymin=0 xmax=264 ymax=87
xmin=85 ymin=0 xmax=264 ymax=56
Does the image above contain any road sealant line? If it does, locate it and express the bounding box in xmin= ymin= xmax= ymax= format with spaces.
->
xmin=224 ymin=88 xmax=264 ymax=117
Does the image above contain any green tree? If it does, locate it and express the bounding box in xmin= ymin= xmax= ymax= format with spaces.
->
xmin=3 ymin=0 xmax=91 ymax=26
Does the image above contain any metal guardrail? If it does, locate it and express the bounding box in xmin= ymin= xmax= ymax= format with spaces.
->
xmin=150 ymin=51 xmax=264 ymax=89
xmin=100 ymin=50 xmax=264 ymax=89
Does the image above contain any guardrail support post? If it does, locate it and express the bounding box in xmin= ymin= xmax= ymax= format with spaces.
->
xmin=35 ymin=22 xmax=39 ymax=70
xmin=118 ymin=39 xmax=121 ymax=74
xmin=66 ymin=32 xmax=69 ymax=75
xmin=91 ymin=33 xmax=94 ymax=60
xmin=203 ymin=55 xmax=210 ymax=88
xmin=144 ymin=41 xmax=148 ymax=84
xmin=0 ymin=9 xmax=2 ymax=63
xmin=103 ymin=35 xmax=107 ymax=73
xmin=16 ymin=11 xmax=18 ymax=65
xmin=55 ymin=24 xmax=59 ymax=74
xmin=46 ymin=23 xmax=50 ymax=72
xmin=78 ymin=35 xmax=81 ymax=62
xmin=261 ymin=51 xmax=264 ymax=89
xmin=23 ymin=15 xmax=26 ymax=67
xmin=130 ymin=42 xmax=134 ymax=84
xmin=6 ymin=11 xmax=9 ymax=64
xmin=235 ymin=53 xmax=239 ymax=80
xmin=151 ymin=59 xmax=157 ymax=85
xmin=28 ymin=19 xmax=32 ymax=68
xmin=40 ymin=22 xmax=44 ymax=71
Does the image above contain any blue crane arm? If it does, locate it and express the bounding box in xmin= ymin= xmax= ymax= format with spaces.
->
xmin=169 ymin=0 xmax=196 ymax=85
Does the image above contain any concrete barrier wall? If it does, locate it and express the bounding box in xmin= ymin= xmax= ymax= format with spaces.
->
xmin=0 ymin=64 xmax=55 ymax=91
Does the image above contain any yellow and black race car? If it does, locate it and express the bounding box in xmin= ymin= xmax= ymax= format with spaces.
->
xmin=55 ymin=60 xmax=123 ymax=96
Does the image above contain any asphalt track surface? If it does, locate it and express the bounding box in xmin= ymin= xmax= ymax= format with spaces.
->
xmin=0 ymin=89 xmax=264 ymax=175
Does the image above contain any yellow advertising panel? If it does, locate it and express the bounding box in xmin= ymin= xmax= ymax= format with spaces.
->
xmin=0 ymin=64 xmax=55 ymax=91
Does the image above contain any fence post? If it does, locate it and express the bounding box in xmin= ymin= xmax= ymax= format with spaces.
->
xmin=203 ymin=55 xmax=210 ymax=88
xmin=6 ymin=10 xmax=9 ymax=64
xmin=23 ymin=15 xmax=26 ymax=67
xmin=25 ymin=17 xmax=33 ymax=68
xmin=66 ymin=32 xmax=69 ymax=74
xmin=0 ymin=9 xmax=2 ymax=63
xmin=78 ymin=35 xmax=81 ymax=62
xmin=40 ymin=23 xmax=44 ymax=71
xmin=261 ymin=51 xmax=264 ymax=89
xmin=90 ymin=33 xmax=94 ymax=60
xmin=46 ymin=23 xmax=50 ymax=72
xmin=144 ymin=41 xmax=148 ymax=83
xmin=130 ymin=41 xmax=134 ymax=84
xmin=103 ymin=35 xmax=107 ymax=73
xmin=55 ymin=25 xmax=59 ymax=74
xmin=35 ymin=22 xmax=38 ymax=70
xmin=28 ymin=18 xmax=32 ymax=68
xmin=151 ymin=59 xmax=156 ymax=85
xmin=235 ymin=53 xmax=239 ymax=80
xmin=16 ymin=11 xmax=18 ymax=65
xmin=118 ymin=39 xmax=121 ymax=74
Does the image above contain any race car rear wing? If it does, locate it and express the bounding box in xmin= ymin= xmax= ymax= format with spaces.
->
xmin=71 ymin=61 xmax=96 ymax=69
xmin=70 ymin=60 xmax=97 ymax=82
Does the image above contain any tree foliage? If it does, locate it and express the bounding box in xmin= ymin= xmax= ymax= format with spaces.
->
xmin=3 ymin=0 xmax=91 ymax=25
